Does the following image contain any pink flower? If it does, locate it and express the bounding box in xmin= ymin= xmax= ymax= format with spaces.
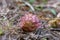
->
xmin=19 ymin=13 xmax=41 ymax=29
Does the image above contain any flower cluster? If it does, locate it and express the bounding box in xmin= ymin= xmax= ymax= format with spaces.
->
xmin=19 ymin=13 xmax=41 ymax=32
